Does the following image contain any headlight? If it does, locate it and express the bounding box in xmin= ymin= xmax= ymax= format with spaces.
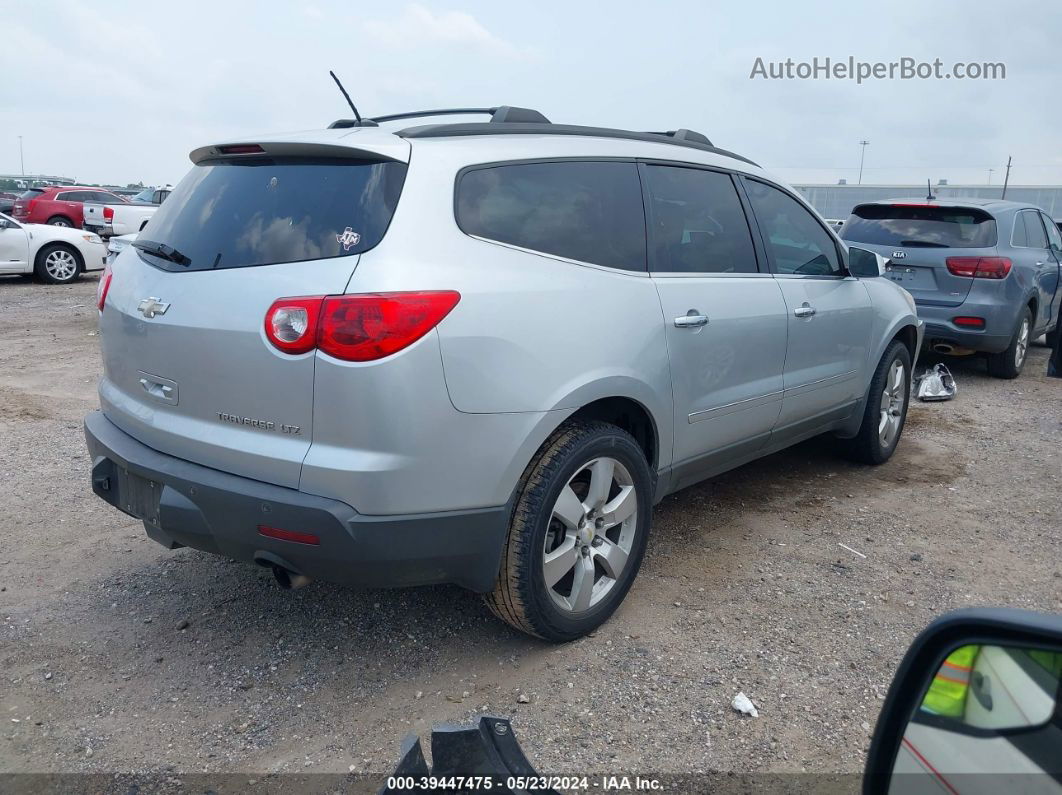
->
xmin=82 ymin=234 xmax=102 ymax=244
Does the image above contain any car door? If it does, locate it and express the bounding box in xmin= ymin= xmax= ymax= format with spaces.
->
xmin=643 ymin=163 xmax=788 ymax=487
xmin=740 ymin=176 xmax=873 ymax=435
xmin=0 ymin=217 xmax=30 ymax=272
xmin=1015 ymin=210 xmax=1057 ymax=334
xmin=1038 ymin=211 xmax=1062 ymax=328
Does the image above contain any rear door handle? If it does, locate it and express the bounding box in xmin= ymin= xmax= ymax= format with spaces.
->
xmin=674 ymin=311 xmax=709 ymax=328
xmin=793 ymin=304 xmax=816 ymax=318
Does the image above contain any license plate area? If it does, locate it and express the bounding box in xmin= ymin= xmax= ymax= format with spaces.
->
xmin=116 ymin=468 xmax=161 ymax=524
xmin=886 ymin=264 xmax=938 ymax=290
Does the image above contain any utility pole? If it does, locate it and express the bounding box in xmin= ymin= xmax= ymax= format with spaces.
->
xmin=857 ymin=140 xmax=870 ymax=185
xmin=18 ymin=136 xmax=24 ymax=176
xmin=1001 ymin=156 xmax=1012 ymax=199
xmin=987 ymin=168 xmax=994 ymax=185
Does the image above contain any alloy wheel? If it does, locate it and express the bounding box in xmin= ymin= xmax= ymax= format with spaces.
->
xmin=542 ymin=456 xmax=638 ymax=614
xmin=878 ymin=359 xmax=906 ymax=448
xmin=1015 ymin=317 xmax=1030 ymax=369
xmin=44 ymin=250 xmax=78 ymax=281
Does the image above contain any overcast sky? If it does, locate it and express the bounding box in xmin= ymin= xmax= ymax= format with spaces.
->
xmin=4 ymin=0 xmax=1060 ymax=188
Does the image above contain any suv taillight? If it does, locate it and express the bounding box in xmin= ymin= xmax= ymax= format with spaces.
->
xmin=264 ymin=291 xmax=460 ymax=361
xmin=945 ymin=256 xmax=1012 ymax=279
xmin=97 ymin=263 xmax=113 ymax=311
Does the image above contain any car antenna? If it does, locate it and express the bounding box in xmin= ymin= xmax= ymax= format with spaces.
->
xmin=329 ymin=70 xmax=362 ymax=124
xmin=926 ymin=178 xmax=935 ymax=201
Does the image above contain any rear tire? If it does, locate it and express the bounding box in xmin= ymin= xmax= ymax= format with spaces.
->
xmin=843 ymin=340 xmax=911 ymax=465
xmin=987 ymin=307 xmax=1031 ymax=379
xmin=484 ymin=420 xmax=653 ymax=642
xmin=46 ymin=216 xmax=73 ymax=227
xmin=34 ymin=244 xmax=83 ymax=284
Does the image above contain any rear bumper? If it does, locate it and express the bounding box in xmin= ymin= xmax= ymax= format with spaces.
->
xmin=917 ymin=303 xmax=1014 ymax=354
xmin=84 ymin=411 xmax=509 ymax=592
xmin=921 ymin=321 xmax=1011 ymax=354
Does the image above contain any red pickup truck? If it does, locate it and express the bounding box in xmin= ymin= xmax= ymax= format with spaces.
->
xmin=11 ymin=186 xmax=127 ymax=228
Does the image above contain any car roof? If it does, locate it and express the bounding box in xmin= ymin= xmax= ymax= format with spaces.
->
xmin=191 ymin=106 xmax=762 ymax=174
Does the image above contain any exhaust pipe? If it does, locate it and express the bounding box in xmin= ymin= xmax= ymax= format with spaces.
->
xmin=932 ymin=343 xmax=976 ymax=356
xmin=271 ymin=565 xmax=312 ymax=590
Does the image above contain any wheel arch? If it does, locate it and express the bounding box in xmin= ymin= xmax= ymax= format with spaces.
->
xmin=35 ymin=240 xmax=84 ymax=271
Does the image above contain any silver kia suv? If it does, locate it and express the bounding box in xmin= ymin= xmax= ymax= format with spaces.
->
xmin=85 ymin=106 xmax=923 ymax=641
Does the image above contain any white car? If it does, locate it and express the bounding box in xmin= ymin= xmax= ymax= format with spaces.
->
xmin=82 ymin=185 xmax=172 ymax=237
xmin=0 ymin=212 xmax=107 ymax=284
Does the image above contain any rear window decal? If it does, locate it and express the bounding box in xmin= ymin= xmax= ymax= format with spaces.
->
xmin=337 ymin=227 xmax=362 ymax=250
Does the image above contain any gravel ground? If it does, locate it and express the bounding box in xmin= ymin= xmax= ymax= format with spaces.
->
xmin=1 ymin=276 xmax=1060 ymax=785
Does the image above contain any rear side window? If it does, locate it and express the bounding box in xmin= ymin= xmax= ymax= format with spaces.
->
xmin=456 ymin=161 xmax=646 ymax=271
xmin=643 ymin=165 xmax=758 ymax=274
xmin=135 ymin=157 xmax=408 ymax=272
xmin=843 ymin=204 xmax=997 ymax=248
xmin=743 ymin=178 xmax=842 ymax=276
xmin=1020 ymin=211 xmax=1049 ymax=249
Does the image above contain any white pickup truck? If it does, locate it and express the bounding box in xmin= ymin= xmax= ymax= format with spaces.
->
xmin=82 ymin=186 xmax=172 ymax=237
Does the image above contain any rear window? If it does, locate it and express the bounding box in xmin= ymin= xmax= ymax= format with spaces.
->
xmin=455 ymin=161 xmax=646 ymax=271
xmin=18 ymin=189 xmax=43 ymax=200
xmin=135 ymin=157 xmax=408 ymax=271
xmin=842 ymin=204 xmax=996 ymax=248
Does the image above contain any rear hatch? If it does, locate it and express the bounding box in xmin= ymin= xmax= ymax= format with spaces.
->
xmin=842 ymin=203 xmax=998 ymax=307
xmin=11 ymin=188 xmax=42 ymax=219
xmin=98 ymin=138 xmax=408 ymax=488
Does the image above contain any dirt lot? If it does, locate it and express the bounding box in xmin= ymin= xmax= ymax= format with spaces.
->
xmin=2 ymin=275 xmax=1060 ymax=785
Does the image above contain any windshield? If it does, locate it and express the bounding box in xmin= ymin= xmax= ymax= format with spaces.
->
xmin=842 ymin=204 xmax=997 ymax=248
xmin=135 ymin=157 xmax=408 ymax=272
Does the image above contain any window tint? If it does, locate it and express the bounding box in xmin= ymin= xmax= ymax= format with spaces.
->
xmin=842 ymin=204 xmax=997 ymax=248
xmin=744 ymin=179 xmax=842 ymax=276
xmin=1012 ymin=213 xmax=1028 ymax=246
xmin=136 ymin=157 xmax=408 ymax=272
xmin=456 ymin=161 xmax=646 ymax=271
xmin=643 ymin=166 xmax=757 ymax=274
xmin=94 ymin=191 xmax=122 ymax=203
xmin=1022 ymin=211 xmax=1048 ymax=249
xmin=1042 ymin=213 xmax=1062 ymax=251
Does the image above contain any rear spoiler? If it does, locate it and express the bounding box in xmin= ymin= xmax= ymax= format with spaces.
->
xmin=189 ymin=138 xmax=410 ymax=165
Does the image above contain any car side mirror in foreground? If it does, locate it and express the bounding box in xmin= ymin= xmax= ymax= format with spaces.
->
xmin=864 ymin=608 xmax=1062 ymax=795
xmin=848 ymin=246 xmax=889 ymax=277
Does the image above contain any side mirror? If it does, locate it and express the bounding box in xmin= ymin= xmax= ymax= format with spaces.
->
xmin=864 ymin=608 xmax=1062 ymax=794
xmin=848 ymin=246 xmax=889 ymax=278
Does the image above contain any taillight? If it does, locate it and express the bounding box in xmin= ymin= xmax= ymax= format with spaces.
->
xmin=96 ymin=263 xmax=113 ymax=311
xmin=219 ymin=144 xmax=265 ymax=155
xmin=263 ymin=291 xmax=461 ymax=361
xmin=103 ymin=206 xmax=114 ymax=221
xmin=946 ymin=256 xmax=1012 ymax=279
xmin=264 ymin=296 xmax=323 ymax=354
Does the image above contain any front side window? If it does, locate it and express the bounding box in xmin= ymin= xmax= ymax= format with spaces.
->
xmin=135 ymin=157 xmax=408 ymax=272
xmin=643 ymin=165 xmax=758 ymax=274
xmin=456 ymin=160 xmax=646 ymax=271
xmin=743 ymin=178 xmax=842 ymax=276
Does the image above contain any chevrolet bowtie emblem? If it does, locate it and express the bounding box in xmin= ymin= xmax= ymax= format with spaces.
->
xmin=137 ymin=297 xmax=170 ymax=318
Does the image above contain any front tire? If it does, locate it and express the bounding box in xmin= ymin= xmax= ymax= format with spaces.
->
xmin=35 ymin=244 xmax=83 ymax=284
xmin=987 ymin=307 xmax=1032 ymax=379
xmin=485 ymin=421 xmax=653 ymax=642
xmin=844 ymin=340 xmax=911 ymax=465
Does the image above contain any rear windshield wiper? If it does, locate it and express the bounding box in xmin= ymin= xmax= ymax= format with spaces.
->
xmin=133 ymin=239 xmax=192 ymax=266
xmin=899 ymin=239 xmax=948 ymax=248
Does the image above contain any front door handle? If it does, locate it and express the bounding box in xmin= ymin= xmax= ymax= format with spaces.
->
xmin=674 ymin=311 xmax=709 ymax=328
xmin=793 ymin=303 xmax=816 ymax=318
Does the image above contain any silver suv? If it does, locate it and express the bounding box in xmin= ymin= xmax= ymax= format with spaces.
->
xmin=84 ymin=107 xmax=923 ymax=641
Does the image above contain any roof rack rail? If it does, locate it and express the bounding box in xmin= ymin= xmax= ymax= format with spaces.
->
xmin=329 ymin=105 xmax=550 ymax=129
xmin=646 ymin=129 xmax=714 ymax=147
xmin=395 ymin=122 xmax=757 ymax=167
